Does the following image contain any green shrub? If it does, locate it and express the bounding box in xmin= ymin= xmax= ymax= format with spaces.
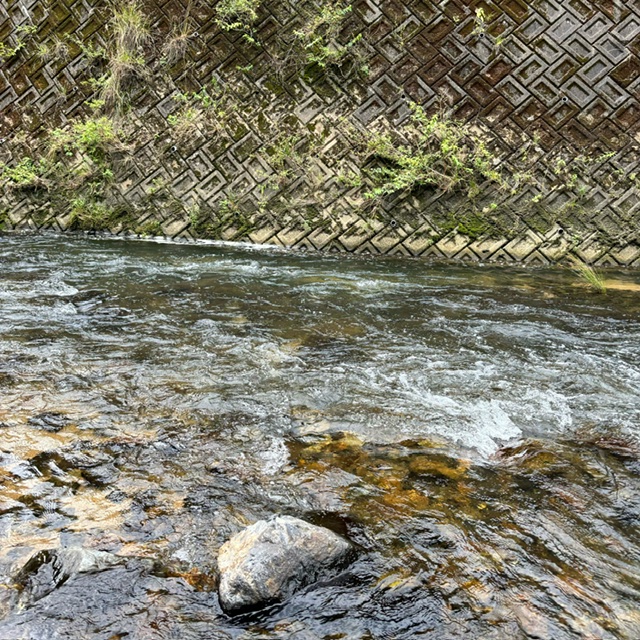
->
xmin=215 ymin=0 xmax=261 ymax=40
xmin=362 ymin=104 xmax=504 ymax=199
xmin=48 ymin=116 xmax=119 ymax=162
xmin=1 ymin=158 xmax=51 ymax=189
xmin=68 ymin=197 xmax=123 ymax=231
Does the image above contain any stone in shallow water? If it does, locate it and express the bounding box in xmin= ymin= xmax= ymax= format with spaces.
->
xmin=14 ymin=547 xmax=129 ymax=604
xmin=27 ymin=412 xmax=70 ymax=433
xmin=217 ymin=515 xmax=352 ymax=613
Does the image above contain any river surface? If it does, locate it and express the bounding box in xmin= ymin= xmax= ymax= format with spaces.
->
xmin=0 ymin=234 xmax=639 ymax=639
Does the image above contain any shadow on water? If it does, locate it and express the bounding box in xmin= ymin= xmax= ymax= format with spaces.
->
xmin=0 ymin=234 xmax=639 ymax=638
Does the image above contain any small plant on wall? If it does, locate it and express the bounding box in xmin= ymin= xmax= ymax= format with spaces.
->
xmin=293 ymin=1 xmax=363 ymax=70
xmin=215 ymin=0 xmax=261 ymax=43
xmin=0 ymin=24 xmax=37 ymax=62
xmin=162 ymin=20 xmax=195 ymax=65
xmin=166 ymin=80 xmax=231 ymax=143
xmin=2 ymin=115 xmax=122 ymax=191
xmin=359 ymin=104 xmax=505 ymax=200
xmin=1 ymin=111 xmax=129 ymax=233
xmin=1 ymin=158 xmax=52 ymax=190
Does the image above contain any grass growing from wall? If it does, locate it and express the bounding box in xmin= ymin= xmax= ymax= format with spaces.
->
xmin=101 ymin=0 xmax=151 ymax=111
xmin=360 ymin=104 xmax=506 ymax=199
xmin=0 ymin=0 xmax=634 ymax=252
xmin=161 ymin=4 xmax=195 ymax=65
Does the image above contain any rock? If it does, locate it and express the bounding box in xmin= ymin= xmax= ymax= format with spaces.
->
xmin=80 ymin=463 xmax=119 ymax=486
xmin=14 ymin=547 xmax=126 ymax=603
xmin=27 ymin=412 xmax=70 ymax=433
xmin=408 ymin=454 xmax=469 ymax=480
xmin=0 ymin=497 xmax=24 ymax=515
xmin=217 ymin=515 xmax=352 ymax=613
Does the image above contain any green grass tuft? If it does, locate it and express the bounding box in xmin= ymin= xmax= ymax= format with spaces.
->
xmin=570 ymin=256 xmax=607 ymax=294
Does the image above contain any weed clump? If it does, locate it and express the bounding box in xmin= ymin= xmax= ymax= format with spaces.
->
xmin=162 ymin=22 xmax=194 ymax=65
xmin=1 ymin=113 xmax=126 ymax=233
xmin=215 ymin=0 xmax=261 ymax=42
xmin=0 ymin=24 xmax=37 ymax=61
xmin=294 ymin=3 xmax=362 ymax=69
xmin=49 ymin=117 xmax=120 ymax=161
xmin=362 ymin=104 xmax=503 ymax=200
xmin=570 ymin=256 xmax=607 ymax=294
xmin=167 ymin=81 xmax=229 ymax=142
xmin=101 ymin=0 xmax=151 ymax=111
xmin=1 ymin=158 xmax=52 ymax=190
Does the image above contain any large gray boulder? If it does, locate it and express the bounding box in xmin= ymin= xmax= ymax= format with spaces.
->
xmin=217 ymin=515 xmax=352 ymax=613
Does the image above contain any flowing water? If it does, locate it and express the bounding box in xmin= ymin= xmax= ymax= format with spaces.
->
xmin=0 ymin=234 xmax=639 ymax=639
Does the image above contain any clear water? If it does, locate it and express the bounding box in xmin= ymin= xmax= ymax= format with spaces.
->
xmin=0 ymin=234 xmax=639 ymax=639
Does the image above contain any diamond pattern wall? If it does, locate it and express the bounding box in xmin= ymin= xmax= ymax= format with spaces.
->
xmin=1 ymin=0 xmax=639 ymax=265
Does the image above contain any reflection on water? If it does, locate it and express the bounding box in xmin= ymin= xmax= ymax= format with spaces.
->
xmin=0 ymin=234 xmax=639 ymax=638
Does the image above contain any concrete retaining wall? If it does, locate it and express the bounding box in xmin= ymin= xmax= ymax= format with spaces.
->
xmin=1 ymin=0 xmax=639 ymax=265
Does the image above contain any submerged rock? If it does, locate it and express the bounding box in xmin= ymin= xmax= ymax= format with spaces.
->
xmin=14 ymin=547 xmax=130 ymax=604
xmin=217 ymin=515 xmax=352 ymax=613
xmin=27 ymin=412 xmax=70 ymax=433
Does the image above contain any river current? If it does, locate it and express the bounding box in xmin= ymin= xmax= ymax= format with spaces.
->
xmin=0 ymin=234 xmax=639 ymax=639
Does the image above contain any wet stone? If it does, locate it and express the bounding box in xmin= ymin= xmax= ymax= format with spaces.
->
xmin=27 ymin=412 xmax=70 ymax=433
xmin=205 ymin=460 xmax=229 ymax=474
xmin=67 ymin=289 xmax=107 ymax=306
xmin=408 ymin=454 xmax=469 ymax=481
xmin=30 ymin=449 xmax=115 ymax=486
xmin=106 ymin=489 xmax=129 ymax=503
xmin=57 ymin=449 xmax=113 ymax=470
xmin=80 ymin=463 xmax=119 ymax=487
xmin=0 ymin=497 xmax=24 ymax=515
xmin=0 ymin=455 xmax=40 ymax=480
xmin=14 ymin=547 xmax=129 ymax=604
xmin=217 ymin=515 xmax=353 ymax=613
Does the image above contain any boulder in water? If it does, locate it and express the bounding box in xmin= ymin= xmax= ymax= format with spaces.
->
xmin=217 ymin=515 xmax=352 ymax=613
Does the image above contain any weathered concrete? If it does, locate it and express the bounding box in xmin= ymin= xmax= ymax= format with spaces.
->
xmin=1 ymin=0 xmax=639 ymax=265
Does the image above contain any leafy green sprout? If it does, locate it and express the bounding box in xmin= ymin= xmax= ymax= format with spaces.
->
xmin=215 ymin=0 xmax=261 ymax=43
xmin=1 ymin=158 xmax=51 ymax=188
xmin=48 ymin=117 xmax=119 ymax=161
xmin=473 ymin=8 xmax=488 ymax=36
xmin=167 ymin=82 xmax=228 ymax=141
xmin=0 ymin=24 xmax=37 ymax=61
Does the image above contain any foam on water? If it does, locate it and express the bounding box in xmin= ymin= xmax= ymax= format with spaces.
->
xmin=1 ymin=235 xmax=639 ymax=456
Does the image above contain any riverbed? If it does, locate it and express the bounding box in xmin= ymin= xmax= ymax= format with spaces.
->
xmin=1 ymin=234 xmax=639 ymax=639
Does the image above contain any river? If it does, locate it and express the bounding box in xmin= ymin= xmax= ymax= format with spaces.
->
xmin=0 ymin=234 xmax=639 ymax=638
